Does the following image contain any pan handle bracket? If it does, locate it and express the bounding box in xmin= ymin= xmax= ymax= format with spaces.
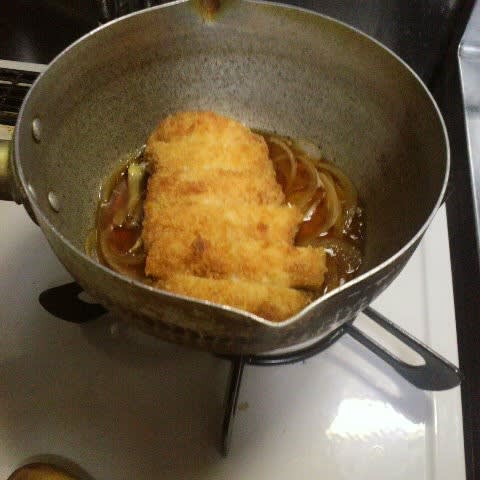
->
xmin=346 ymin=307 xmax=462 ymax=391
xmin=39 ymin=282 xmax=107 ymax=323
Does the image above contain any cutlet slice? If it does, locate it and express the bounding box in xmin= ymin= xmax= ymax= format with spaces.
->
xmin=146 ymin=111 xmax=272 ymax=174
xmin=159 ymin=274 xmax=312 ymax=322
xmin=148 ymin=110 xmax=262 ymax=145
xmin=145 ymin=229 xmax=326 ymax=289
xmin=142 ymin=201 xmax=302 ymax=249
xmin=146 ymin=168 xmax=284 ymax=206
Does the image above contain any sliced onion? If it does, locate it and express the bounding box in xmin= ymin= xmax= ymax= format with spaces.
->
xmin=126 ymin=162 xmax=147 ymax=226
xmin=288 ymin=190 xmax=316 ymax=214
xmin=113 ymin=206 xmax=128 ymax=227
xmin=316 ymin=161 xmax=357 ymax=200
xmin=298 ymin=155 xmax=322 ymax=190
xmin=100 ymin=159 xmax=129 ymax=203
xmin=268 ymin=137 xmax=297 ymax=192
xmin=100 ymin=176 xmax=129 ymax=228
xmin=317 ymin=161 xmax=358 ymax=233
xmin=99 ymin=228 xmax=145 ymax=275
xmin=293 ymin=138 xmax=323 ymax=160
xmin=318 ymin=172 xmax=341 ymax=232
xmin=287 ymin=155 xmax=323 ymax=213
xmin=303 ymin=188 xmax=326 ymax=222
xmin=316 ymin=162 xmax=358 ymax=206
xmin=294 ymin=190 xmax=328 ymax=245
xmin=128 ymin=236 xmax=144 ymax=254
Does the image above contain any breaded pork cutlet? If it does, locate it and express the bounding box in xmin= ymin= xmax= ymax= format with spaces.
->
xmin=143 ymin=111 xmax=326 ymax=321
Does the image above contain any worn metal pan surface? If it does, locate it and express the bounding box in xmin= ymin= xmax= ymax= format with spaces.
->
xmin=3 ymin=0 xmax=448 ymax=355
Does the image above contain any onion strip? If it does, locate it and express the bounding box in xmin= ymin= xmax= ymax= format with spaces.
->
xmin=318 ymin=172 xmax=341 ymax=233
xmin=316 ymin=161 xmax=358 ymax=232
xmin=298 ymin=155 xmax=322 ymax=191
xmin=316 ymin=161 xmax=357 ymax=203
xmin=127 ymin=162 xmax=147 ymax=222
xmin=268 ymin=137 xmax=297 ymax=192
xmin=99 ymin=228 xmax=145 ymax=275
xmin=286 ymin=155 xmax=323 ymax=213
xmin=292 ymin=138 xmax=322 ymax=160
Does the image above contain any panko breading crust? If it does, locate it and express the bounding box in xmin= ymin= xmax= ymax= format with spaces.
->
xmin=143 ymin=111 xmax=326 ymax=321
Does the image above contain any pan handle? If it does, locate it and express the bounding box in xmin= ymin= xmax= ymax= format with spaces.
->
xmin=98 ymin=1 xmax=223 ymax=22
xmin=1 ymin=138 xmax=39 ymax=224
xmin=0 ymin=140 xmax=14 ymax=201
xmin=346 ymin=307 xmax=461 ymax=390
xmin=0 ymin=138 xmax=28 ymax=204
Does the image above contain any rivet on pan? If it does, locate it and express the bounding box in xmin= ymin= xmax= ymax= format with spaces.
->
xmin=48 ymin=191 xmax=60 ymax=212
xmin=32 ymin=118 xmax=41 ymax=142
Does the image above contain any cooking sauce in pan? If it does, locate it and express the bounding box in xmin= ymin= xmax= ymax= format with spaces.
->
xmin=88 ymin=133 xmax=365 ymax=295
xmin=87 ymin=153 xmax=148 ymax=280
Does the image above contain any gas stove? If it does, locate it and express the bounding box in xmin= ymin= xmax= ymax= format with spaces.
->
xmin=0 ymin=1 xmax=478 ymax=479
xmin=0 ymin=195 xmax=465 ymax=479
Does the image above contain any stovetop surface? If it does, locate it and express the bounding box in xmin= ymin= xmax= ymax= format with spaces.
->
xmin=0 ymin=200 xmax=464 ymax=479
xmin=0 ymin=0 xmax=478 ymax=478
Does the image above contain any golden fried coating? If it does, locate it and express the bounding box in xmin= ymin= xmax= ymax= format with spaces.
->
xmin=146 ymin=169 xmax=284 ymax=206
xmin=143 ymin=111 xmax=326 ymax=321
xmin=142 ymin=202 xmax=303 ymax=249
xmin=159 ymin=274 xmax=312 ymax=322
xmin=145 ymin=227 xmax=326 ymax=288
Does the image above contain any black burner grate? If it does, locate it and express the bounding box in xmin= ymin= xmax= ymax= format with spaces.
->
xmin=0 ymin=68 xmax=39 ymax=126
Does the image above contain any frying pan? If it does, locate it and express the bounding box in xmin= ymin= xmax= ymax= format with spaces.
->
xmin=0 ymin=0 xmax=460 ymax=388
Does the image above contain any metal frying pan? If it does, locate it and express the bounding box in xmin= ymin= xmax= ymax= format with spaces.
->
xmin=0 ymin=0 xmax=459 ymax=388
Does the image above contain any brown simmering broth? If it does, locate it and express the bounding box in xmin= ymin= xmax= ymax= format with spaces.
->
xmin=88 ymin=133 xmax=365 ymax=295
xmin=87 ymin=153 xmax=149 ymax=280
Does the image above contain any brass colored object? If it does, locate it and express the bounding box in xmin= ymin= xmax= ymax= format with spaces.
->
xmin=0 ymin=140 xmax=10 ymax=200
xmin=8 ymin=463 xmax=78 ymax=480
xmin=195 ymin=0 xmax=222 ymax=19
